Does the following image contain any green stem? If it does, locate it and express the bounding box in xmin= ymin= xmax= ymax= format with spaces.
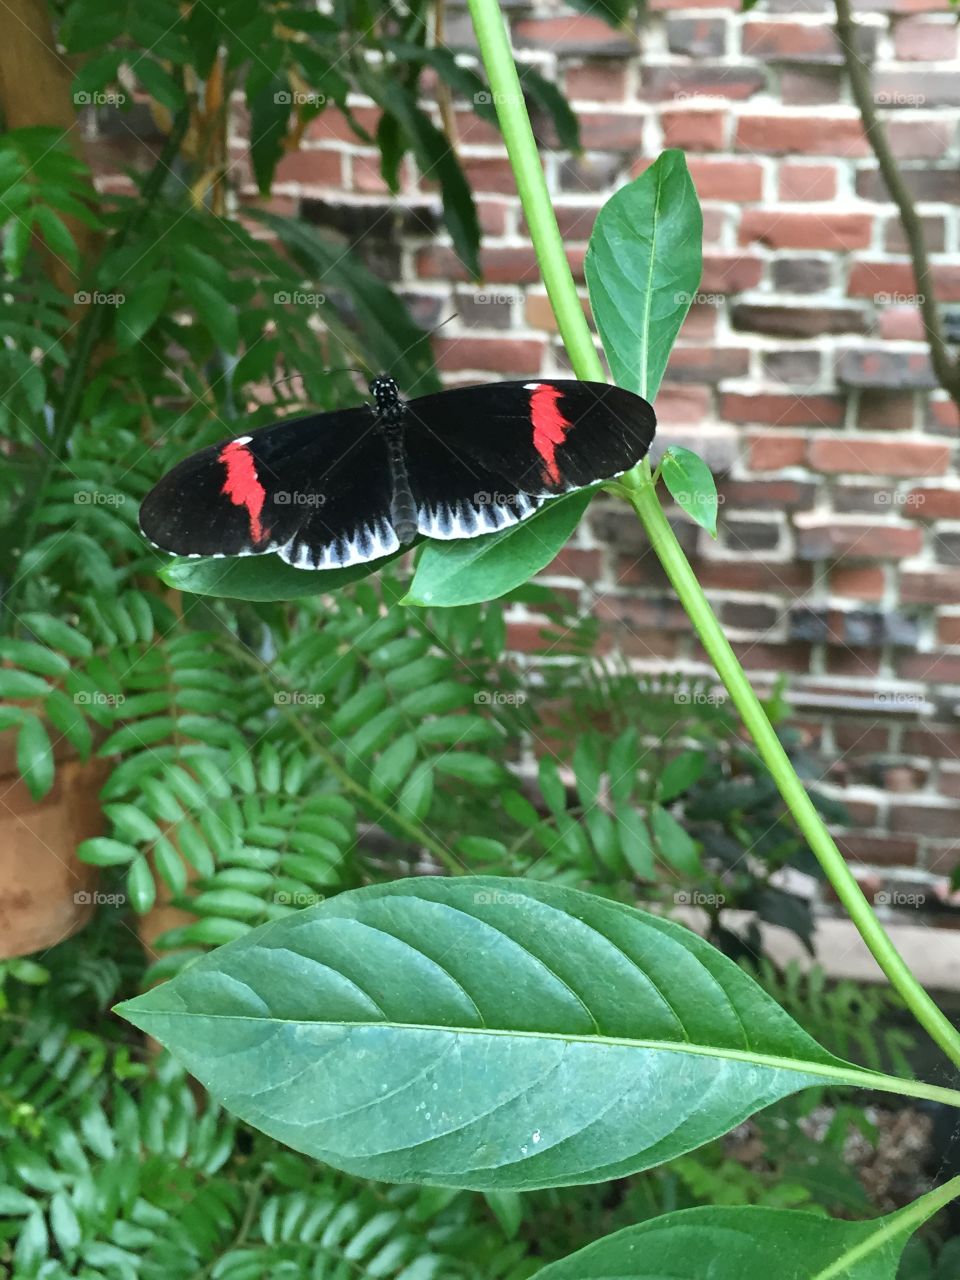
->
xmin=467 ymin=0 xmax=960 ymax=1073
xmin=818 ymin=1175 xmax=960 ymax=1280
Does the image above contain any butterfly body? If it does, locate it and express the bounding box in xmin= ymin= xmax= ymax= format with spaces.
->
xmin=140 ymin=376 xmax=656 ymax=571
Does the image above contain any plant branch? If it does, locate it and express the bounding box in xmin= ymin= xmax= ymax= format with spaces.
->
xmin=4 ymin=106 xmax=192 ymax=635
xmin=227 ymin=637 xmax=465 ymax=876
xmin=834 ymin=0 xmax=960 ymax=405
xmin=466 ymin=0 xmax=960 ymax=1072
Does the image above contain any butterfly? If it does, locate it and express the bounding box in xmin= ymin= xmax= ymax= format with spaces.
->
xmin=139 ymin=376 xmax=656 ymax=570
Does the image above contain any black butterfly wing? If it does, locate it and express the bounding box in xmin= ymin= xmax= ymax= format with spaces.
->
xmin=139 ymin=405 xmax=399 ymax=569
xmin=401 ymin=380 xmax=655 ymax=539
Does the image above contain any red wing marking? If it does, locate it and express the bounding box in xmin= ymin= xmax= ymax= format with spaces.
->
xmin=529 ymin=383 xmax=570 ymax=487
xmin=219 ymin=440 xmax=269 ymax=544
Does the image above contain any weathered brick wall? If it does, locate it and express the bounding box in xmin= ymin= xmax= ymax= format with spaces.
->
xmin=212 ymin=0 xmax=958 ymax=917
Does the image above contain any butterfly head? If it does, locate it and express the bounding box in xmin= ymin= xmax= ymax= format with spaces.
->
xmin=370 ymin=375 xmax=403 ymax=422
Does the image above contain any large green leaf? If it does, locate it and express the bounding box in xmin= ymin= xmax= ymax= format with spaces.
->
xmin=404 ymin=490 xmax=592 ymax=607
xmin=116 ymin=877 xmax=924 ymax=1191
xmin=585 ymin=149 xmax=702 ymax=400
xmin=533 ymin=1194 xmax=960 ymax=1280
xmin=158 ymin=546 xmax=405 ymax=601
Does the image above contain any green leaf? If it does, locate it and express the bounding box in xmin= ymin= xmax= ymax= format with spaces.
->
xmin=532 ymin=1194 xmax=957 ymax=1280
xmin=248 ymin=77 xmax=291 ymax=194
xmin=585 ymin=149 xmax=702 ymax=400
xmin=115 ymin=269 xmax=172 ymax=351
xmin=617 ymin=807 xmax=655 ymax=878
xmin=180 ymin=274 xmax=239 ymax=353
xmin=650 ymin=804 xmax=701 ymax=875
xmin=521 ymin=66 xmax=581 ymax=152
xmin=158 ymin=546 xmax=405 ymax=600
xmin=405 ymin=491 xmax=593 ymax=607
xmin=661 ymin=447 xmax=719 ymax=538
xmin=658 ymin=749 xmax=707 ymax=803
xmin=17 ymin=714 xmax=53 ymax=800
xmin=78 ymin=837 xmax=137 ymax=867
xmin=116 ymin=876 xmax=895 ymax=1192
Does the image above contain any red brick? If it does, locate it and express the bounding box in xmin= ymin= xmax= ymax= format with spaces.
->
xmin=894 ymin=16 xmax=958 ymax=59
xmin=579 ymin=111 xmax=647 ymax=151
xmin=462 ymin=157 xmax=522 ymax=194
xmin=748 ymin=433 xmax=808 ymax=470
xmin=732 ymin=302 xmax=866 ymax=337
xmin=698 ymin=561 xmax=814 ymax=594
xmin=679 ymin=304 xmax=719 ymax=341
xmin=885 ymin=214 xmax=946 ymax=254
xmin=902 ymin=726 xmax=960 ymax=758
xmin=723 ymin=392 xmax=845 ymax=427
xmin=655 ymin=384 xmax=712 ymax=423
xmin=898 ymin=652 xmax=960 ymax=683
xmin=660 ymin=107 xmax=727 ymax=151
xmin=834 ymin=722 xmax=892 ymax=754
xmin=938 ymin=615 xmax=960 ymax=646
xmin=886 ymin=119 xmax=954 ymax=159
xmin=796 ymin=518 xmax=922 ymax=560
xmin=902 ymin=570 xmax=960 ymax=605
xmin=417 ymin=246 xmax=585 ymax=284
xmin=513 ymin=15 xmax=635 ymax=54
xmin=686 ymin=158 xmax=763 ymax=202
xmin=475 ymin=199 xmax=510 ymax=237
xmin=718 ymin=478 xmax=815 ymax=511
xmin=700 ymin=254 xmax=764 ymax=293
xmin=565 ymin=63 xmax=628 ymax=102
xmin=434 ymin=337 xmax=544 ymax=375
xmin=780 ymin=68 xmax=843 ymax=106
xmin=731 ymin=642 xmax=812 ymax=673
xmin=906 ymin=487 xmax=960 ymax=519
xmin=666 ymin=346 xmax=750 ymax=383
xmin=890 ymin=802 xmax=960 ymax=839
xmin=858 ymin=392 xmax=916 ymax=432
xmin=743 ymin=20 xmax=842 ymax=61
xmin=736 ymin=113 xmax=868 ymax=156
xmin=306 ymin=106 xmax=382 ymax=143
xmin=809 ymin=437 xmax=951 ymax=477
xmin=739 ymin=209 xmax=872 ymax=251
xmin=641 ymin=66 xmax=764 ymax=100
xmin=878 ymin=308 xmax=924 ymax=341
xmin=273 ymin=148 xmax=343 ymax=188
xmin=453 ymin=111 xmax=503 ymax=147
xmin=544 ymin=548 xmax=603 ymax=581
xmin=836 ymin=834 xmax=919 ymax=867
xmin=826 ymin=649 xmax=882 ymax=677
xmin=350 ymin=152 xmax=411 ymax=195
xmin=849 ymin=260 xmax=960 ymax=303
xmin=778 ymin=162 xmax=838 ymax=202
xmin=830 ymin=565 xmax=886 ymax=600
xmin=929 ymin=398 xmax=960 ymax=434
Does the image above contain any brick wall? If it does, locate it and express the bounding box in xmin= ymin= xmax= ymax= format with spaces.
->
xmin=116 ymin=1 xmax=960 ymax=919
